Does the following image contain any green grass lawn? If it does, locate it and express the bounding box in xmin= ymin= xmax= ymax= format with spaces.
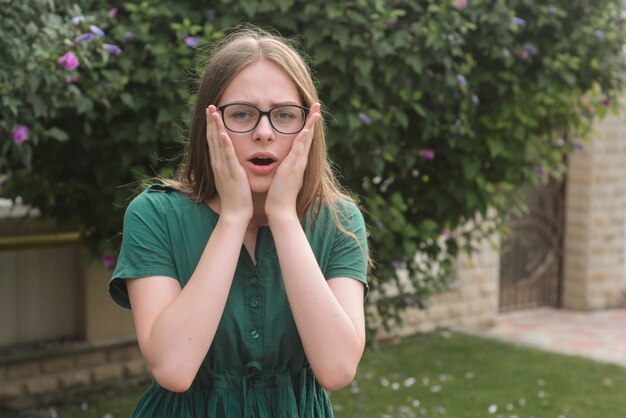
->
xmin=4 ymin=331 xmax=626 ymax=417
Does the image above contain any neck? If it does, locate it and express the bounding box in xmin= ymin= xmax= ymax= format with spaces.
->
xmin=206 ymin=194 xmax=267 ymax=231
xmin=248 ymin=192 xmax=267 ymax=231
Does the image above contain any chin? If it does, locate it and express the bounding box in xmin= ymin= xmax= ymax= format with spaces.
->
xmin=248 ymin=180 xmax=273 ymax=195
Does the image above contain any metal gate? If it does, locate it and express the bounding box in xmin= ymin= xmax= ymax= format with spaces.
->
xmin=499 ymin=179 xmax=565 ymax=312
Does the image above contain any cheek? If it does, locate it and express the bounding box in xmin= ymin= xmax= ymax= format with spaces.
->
xmin=277 ymin=137 xmax=296 ymax=158
xmin=228 ymin=137 xmax=247 ymax=162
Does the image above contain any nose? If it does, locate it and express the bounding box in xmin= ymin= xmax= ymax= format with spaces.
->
xmin=252 ymin=114 xmax=275 ymax=142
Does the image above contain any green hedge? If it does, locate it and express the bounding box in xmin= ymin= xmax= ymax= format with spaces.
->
xmin=1 ymin=0 xmax=625 ymax=332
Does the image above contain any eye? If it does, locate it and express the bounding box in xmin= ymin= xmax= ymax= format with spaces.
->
xmin=272 ymin=107 xmax=298 ymax=120
xmin=231 ymin=110 xmax=254 ymax=120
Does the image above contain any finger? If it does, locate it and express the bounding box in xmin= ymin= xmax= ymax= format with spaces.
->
xmin=206 ymin=106 xmax=221 ymax=166
xmin=207 ymin=108 xmax=243 ymax=178
xmin=293 ymin=110 xmax=321 ymax=157
xmin=304 ymin=102 xmax=321 ymax=132
xmin=206 ymin=106 xmax=215 ymax=141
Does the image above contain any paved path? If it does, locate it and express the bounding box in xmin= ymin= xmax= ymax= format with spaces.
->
xmin=462 ymin=308 xmax=626 ymax=368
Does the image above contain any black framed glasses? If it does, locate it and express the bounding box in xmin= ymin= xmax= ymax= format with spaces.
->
xmin=217 ymin=103 xmax=309 ymax=135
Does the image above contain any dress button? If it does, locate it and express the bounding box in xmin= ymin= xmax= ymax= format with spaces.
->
xmin=251 ymin=330 xmax=260 ymax=339
xmin=250 ymin=298 xmax=259 ymax=308
xmin=250 ymin=277 xmax=258 ymax=285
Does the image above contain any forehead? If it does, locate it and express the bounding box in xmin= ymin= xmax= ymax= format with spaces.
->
xmin=220 ymin=59 xmax=301 ymax=106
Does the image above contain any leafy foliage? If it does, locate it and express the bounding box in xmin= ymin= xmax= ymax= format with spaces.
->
xmin=1 ymin=0 xmax=219 ymax=251
xmin=1 ymin=0 xmax=625 ymax=333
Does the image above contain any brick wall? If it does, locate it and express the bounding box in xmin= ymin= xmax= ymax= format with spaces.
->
xmin=0 ymin=338 xmax=150 ymax=410
xmin=374 ymin=232 xmax=501 ymax=339
xmin=562 ymin=103 xmax=626 ymax=309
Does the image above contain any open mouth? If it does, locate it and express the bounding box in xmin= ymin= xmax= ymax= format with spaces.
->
xmin=250 ymin=157 xmax=274 ymax=166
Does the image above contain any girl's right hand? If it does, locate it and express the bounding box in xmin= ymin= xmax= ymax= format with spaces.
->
xmin=206 ymin=105 xmax=253 ymax=222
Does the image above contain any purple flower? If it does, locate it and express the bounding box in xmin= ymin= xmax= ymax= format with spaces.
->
xmin=89 ymin=25 xmax=105 ymax=38
xmin=103 ymin=43 xmax=122 ymax=55
xmin=456 ymin=74 xmax=466 ymax=85
xmin=516 ymin=50 xmax=529 ymax=60
xmin=452 ymin=0 xmax=467 ymax=10
xmin=101 ymin=253 xmax=116 ymax=269
xmin=419 ymin=149 xmax=435 ymax=160
xmin=11 ymin=125 xmax=29 ymax=144
xmin=70 ymin=16 xmax=84 ymax=25
xmin=595 ymin=30 xmax=605 ymax=39
xmin=534 ymin=167 xmax=545 ymax=175
xmin=554 ymin=137 xmax=565 ymax=147
xmin=387 ymin=18 xmax=397 ymax=27
xmin=404 ymin=296 xmax=416 ymax=307
xmin=575 ymin=143 xmax=585 ymax=152
xmin=108 ymin=7 xmax=118 ymax=17
xmin=125 ymin=31 xmax=134 ymax=41
xmin=66 ymin=74 xmax=79 ymax=84
xmin=374 ymin=220 xmax=383 ymax=229
xmin=184 ymin=36 xmax=199 ymax=48
xmin=392 ymin=260 xmax=406 ymax=270
xmin=601 ymin=98 xmax=612 ymax=108
xmin=205 ymin=9 xmax=215 ymax=21
xmin=74 ymin=33 xmax=94 ymax=44
xmin=524 ymin=43 xmax=538 ymax=56
xmin=512 ymin=17 xmax=526 ymax=26
xmin=58 ymin=51 xmax=79 ymax=70
xmin=358 ymin=112 xmax=371 ymax=125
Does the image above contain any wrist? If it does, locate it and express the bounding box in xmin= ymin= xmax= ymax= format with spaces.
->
xmin=218 ymin=212 xmax=252 ymax=230
xmin=267 ymin=210 xmax=300 ymax=230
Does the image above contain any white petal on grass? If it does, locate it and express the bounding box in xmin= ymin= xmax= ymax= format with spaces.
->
xmin=404 ymin=377 xmax=417 ymax=387
xmin=488 ymin=404 xmax=498 ymax=414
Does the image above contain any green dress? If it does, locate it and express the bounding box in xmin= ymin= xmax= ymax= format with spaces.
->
xmin=109 ymin=185 xmax=368 ymax=418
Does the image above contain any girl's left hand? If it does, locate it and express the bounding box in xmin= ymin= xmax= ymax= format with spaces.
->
xmin=265 ymin=102 xmax=321 ymax=223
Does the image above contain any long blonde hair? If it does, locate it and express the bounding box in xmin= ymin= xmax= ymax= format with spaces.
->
xmin=167 ymin=26 xmax=353 ymax=223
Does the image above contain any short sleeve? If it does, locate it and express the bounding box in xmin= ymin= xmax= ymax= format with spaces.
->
xmin=109 ymin=190 xmax=178 ymax=309
xmin=324 ymin=200 xmax=369 ymax=295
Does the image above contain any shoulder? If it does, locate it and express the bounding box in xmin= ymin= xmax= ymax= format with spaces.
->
xmin=126 ymin=184 xmax=196 ymax=217
xmin=305 ymin=196 xmax=366 ymax=238
xmin=319 ymin=197 xmax=365 ymax=228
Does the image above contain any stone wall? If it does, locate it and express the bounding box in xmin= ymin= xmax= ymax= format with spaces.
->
xmin=562 ymin=105 xmax=626 ymax=310
xmin=0 ymin=337 xmax=149 ymax=410
xmin=374 ymin=233 xmax=501 ymax=339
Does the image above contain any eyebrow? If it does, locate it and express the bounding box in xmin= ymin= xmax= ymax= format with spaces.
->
xmin=228 ymin=100 xmax=304 ymax=108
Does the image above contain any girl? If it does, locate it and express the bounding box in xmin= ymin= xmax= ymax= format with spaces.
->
xmin=109 ymin=27 xmax=369 ymax=417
